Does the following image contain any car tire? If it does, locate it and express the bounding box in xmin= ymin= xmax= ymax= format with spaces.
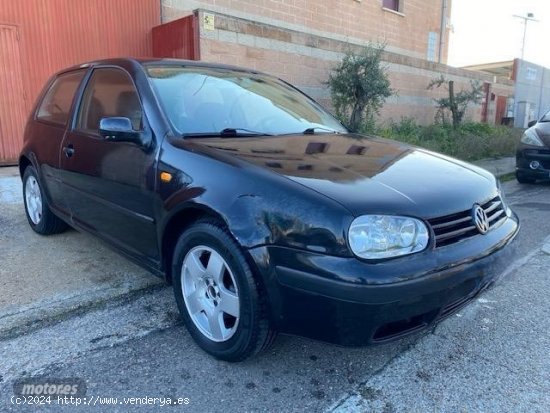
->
xmin=515 ymin=171 xmax=536 ymax=184
xmin=22 ymin=166 xmax=68 ymax=235
xmin=172 ymin=219 xmax=277 ymax=361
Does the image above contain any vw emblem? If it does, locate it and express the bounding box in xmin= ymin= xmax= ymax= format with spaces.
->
xmin=472 ymin=205 xmax=489 ymax=234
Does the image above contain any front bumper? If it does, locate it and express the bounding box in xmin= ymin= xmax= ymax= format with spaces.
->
xmin=248 ymin=213 xmax=520 ymax=345
xmin=516 ymin=147 xmax=550 ymax=180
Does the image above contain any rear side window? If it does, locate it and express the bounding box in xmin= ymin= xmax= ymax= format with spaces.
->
xmin=36 ymin=71 xmax=85 ymax=125
xmin=77 ymin=68 xmax=143 ymax=134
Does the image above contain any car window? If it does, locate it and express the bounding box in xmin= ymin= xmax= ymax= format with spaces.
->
xmin=146 ymin=66 xmax=347 ymax=136
xmin=77 ymin=68 xmax=142 ymax=133
xmin=36 ymin=70 xmax=85 ymax=125
xmin=541 ymin=110 xmax=550 ymax=122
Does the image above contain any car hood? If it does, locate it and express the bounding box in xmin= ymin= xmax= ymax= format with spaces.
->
xmin=194 ymin=133 xmax=498 ymax=218
xmin=533 ymin=122 xmax=550 ymax=146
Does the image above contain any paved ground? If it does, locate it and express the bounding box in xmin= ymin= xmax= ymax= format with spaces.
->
xmin=0 ymin=169 xmax=162 ymax=339
xmin=0 ymin=166 xmax=548 ymax=412
xmin=332 ymin=250 xmax=550 ymax=413
xmin=473 ymin=156 xmax=515 ymax=177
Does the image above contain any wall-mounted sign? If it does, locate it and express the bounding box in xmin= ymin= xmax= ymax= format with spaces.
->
xmin=203 ymin=13 xmax=215 ymax=31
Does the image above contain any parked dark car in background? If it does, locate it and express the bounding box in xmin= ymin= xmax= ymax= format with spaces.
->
xmin=516 ymin=111 xmax=550 ymax=184
xmin=19 ymin=58 xmax=519 ymax=361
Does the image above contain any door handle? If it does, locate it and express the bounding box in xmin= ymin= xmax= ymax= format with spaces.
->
xmin=63 ymin=144 xmax=75 ymax=158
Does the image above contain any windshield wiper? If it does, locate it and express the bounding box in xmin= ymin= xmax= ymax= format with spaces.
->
xmin=276 ymin=126 xmax=341 ymax=137
xmin=220 ymin=128 xmax=273 ymax=137
xmin=183 ymin=126 xmax=339 ymax=138
xmin=303 ymin=126 xmax=339 ymax=135
xmin=181 ymin=128 xmax=272 ymax=138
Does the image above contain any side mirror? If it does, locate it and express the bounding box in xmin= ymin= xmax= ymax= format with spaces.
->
xmin=527 ymin=120 xmax=537 ymax=128
xmin=99 ymin=117 xmax=143 ymax=145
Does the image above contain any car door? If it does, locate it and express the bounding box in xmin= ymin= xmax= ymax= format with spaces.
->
xmin=59 ymin=66 xmax=159 ymax=264
xmin=32 ymin=70 xmax=86 ymax=216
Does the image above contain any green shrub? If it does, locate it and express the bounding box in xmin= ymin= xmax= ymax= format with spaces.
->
xmin=458 ymin=121 xmax=494 ymax=136
xmin=372 ymin=118 xmax=521 ymax=162
xmin=327 ymin=44 xmax=394 ymax=133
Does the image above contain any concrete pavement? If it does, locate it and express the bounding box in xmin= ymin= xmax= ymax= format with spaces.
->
xmin=330 ymin=248 xmax=550 ymax=413
xmin=473 ymin=156 xmax=515 ymax=178
xmin=0 ymin=167 xmax=162 ymax=339
xmin=543 ymin=237 xmax=550 ymax=255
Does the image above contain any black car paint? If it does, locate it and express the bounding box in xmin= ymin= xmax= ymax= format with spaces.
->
xmin=20 ymin=58 xmax=520 ymax=345
xmin=516 ymin=121 xmax=550 ymax=181
xmin=192 ymin=134 xmax=501 ymax=218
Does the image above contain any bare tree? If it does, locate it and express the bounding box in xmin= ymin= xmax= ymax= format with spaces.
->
xmin=427 ymin=76 xmax=483 ymax=128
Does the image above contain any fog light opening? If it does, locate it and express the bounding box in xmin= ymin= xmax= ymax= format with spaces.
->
xmin=529 ymin=161 xmax=541 ymax=170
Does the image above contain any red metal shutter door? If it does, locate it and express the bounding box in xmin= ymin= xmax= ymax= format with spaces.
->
xmin=0 ymin=25 xmax=27 ymax=164
xmin=495 ymin=96 xmax=507 ymax=125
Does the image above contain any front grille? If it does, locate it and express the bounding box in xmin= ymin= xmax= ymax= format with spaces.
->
xmin=525 ymin=149 xmax=550 ymax=155
xmin=428 ymin=196 xmax=506 ymax=248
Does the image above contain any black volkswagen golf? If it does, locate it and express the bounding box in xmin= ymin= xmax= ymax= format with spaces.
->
xmin=19 ymin=58 xmax=519 ymax=361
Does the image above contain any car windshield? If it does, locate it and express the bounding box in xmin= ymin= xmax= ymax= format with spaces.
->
xmin=145 ymin=66 xmax=347 ymax=136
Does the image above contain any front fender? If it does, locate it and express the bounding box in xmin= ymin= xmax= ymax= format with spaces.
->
xmin=225 ymin=192 xmax=353 ymax=256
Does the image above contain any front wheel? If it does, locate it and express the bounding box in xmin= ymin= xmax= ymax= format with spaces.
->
xmin=172 ymin=220 xmax=276 ymax=361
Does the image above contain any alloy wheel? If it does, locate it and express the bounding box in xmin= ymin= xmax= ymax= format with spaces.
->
xmin=25 ymin=175 xmax=43 ymax=225
xmin=181 ymin=246 xmax=240 ymax=342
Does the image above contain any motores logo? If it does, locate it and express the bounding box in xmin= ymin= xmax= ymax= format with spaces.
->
xmin=13 ymin=378 xmax=86 ymax=397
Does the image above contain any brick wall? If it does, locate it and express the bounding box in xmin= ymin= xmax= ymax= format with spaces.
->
xmin=193 ymin=10 xmax=513 ymax=125
xmin=163 ymin=0 xmax=453 ymax=63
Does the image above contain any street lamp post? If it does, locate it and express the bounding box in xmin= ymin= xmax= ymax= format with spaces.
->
xmin=513 ymin=13 xmax=538 ymax=61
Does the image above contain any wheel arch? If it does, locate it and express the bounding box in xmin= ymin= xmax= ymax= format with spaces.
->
xmin=159 ymin=202 xmax=271 ymax=299
xmin=18 ymin=155 xmax=32 ymax=179
xmin=160 ymin=204 xmax=228 ymax=284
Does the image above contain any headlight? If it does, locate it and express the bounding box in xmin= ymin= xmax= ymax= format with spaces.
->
xmin=348 ymin=215 xmax=429 ymax=260
xmin=521 ymin=129 xmax=544 ymax=147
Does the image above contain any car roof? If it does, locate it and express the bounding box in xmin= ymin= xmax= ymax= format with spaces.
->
xmin=55 ymin=57 xmax=263 ymax=77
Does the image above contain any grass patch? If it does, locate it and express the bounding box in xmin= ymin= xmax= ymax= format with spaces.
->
xmin=498 ymin=172 xmax=516 ymax=183
xmin=373 ymin=118 xmax=522 ymax=162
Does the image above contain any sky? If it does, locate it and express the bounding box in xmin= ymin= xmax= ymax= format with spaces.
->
xmin=448 ymin=0 xmax=550 ymax=68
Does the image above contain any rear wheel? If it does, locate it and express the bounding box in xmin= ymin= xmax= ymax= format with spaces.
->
xmin=515 ymin=171 xmax=536 ymax=184
xmin=172 ymin=220 xmax=276 ymax=361
xmin=22 ymin=166 xmax=68 ymax=235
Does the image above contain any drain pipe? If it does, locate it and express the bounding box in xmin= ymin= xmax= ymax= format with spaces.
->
xmin=438 ymin=0 xmax=448 ymax=63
